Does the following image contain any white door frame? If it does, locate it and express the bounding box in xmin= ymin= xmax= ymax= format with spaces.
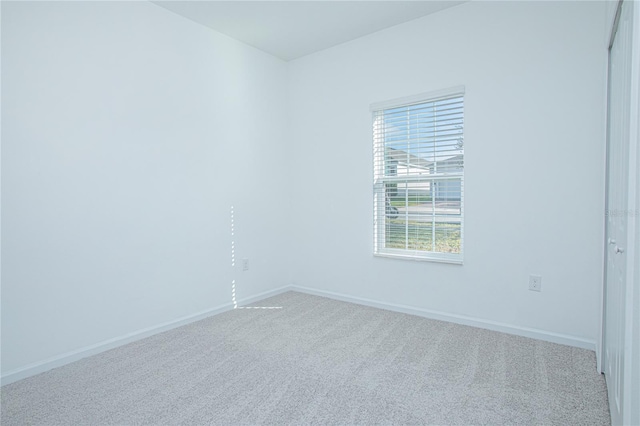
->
xmin=626 ymin=2 xmax=640 ymax=425
xmin=600 ymin=1 xmax=640 ymax=424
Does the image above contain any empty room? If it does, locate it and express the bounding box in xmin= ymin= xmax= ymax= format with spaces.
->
xmin=1 ymin=0 xmax=639 ymax=425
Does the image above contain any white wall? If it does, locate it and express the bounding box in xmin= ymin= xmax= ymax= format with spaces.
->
xmin=1 ymin=0 xmax=611 ymax=382
xmin=287 ymin=1 xmax=608 ymax=345
xmin=1 ymin=1 xmax=288 ymax=375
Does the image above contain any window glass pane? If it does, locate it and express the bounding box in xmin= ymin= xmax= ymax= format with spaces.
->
xmin=385 ymin=217 xmax=407 ymax=250
xmin=435 ymin=222 xmax=461 ymax=254
xmin=405 ymin=221 xmax=433 ymax=252
xmin=373 ymin=91 xmax=463 ymax=261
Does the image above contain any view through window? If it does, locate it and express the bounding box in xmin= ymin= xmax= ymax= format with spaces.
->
xmin=372 ymin=88 xmax=464 ymax=262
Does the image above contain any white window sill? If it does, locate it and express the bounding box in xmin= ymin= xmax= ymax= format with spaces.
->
xmin=373 ymin=253 xmax=463 ymax=265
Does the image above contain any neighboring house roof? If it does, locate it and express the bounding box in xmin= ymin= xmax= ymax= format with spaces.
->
xmin=385 ymin=147 xmax=463 ymax=170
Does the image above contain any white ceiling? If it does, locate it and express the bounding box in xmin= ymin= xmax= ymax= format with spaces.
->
xmin=152 ymin=1 xmax=466 ymax=61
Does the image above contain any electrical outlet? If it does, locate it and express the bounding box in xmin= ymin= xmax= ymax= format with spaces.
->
xmin=529 ymin=275 xmax=542 ymax=292
xmin=242 ymin=258 xmax=249 ymax=271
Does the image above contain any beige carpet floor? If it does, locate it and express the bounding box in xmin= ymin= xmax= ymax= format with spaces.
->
xmin=1 ymin=291 xmax=610 ymax=425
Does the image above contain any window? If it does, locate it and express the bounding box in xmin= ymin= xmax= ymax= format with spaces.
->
xmin=372 ymin=87 xmax=464 ymax=263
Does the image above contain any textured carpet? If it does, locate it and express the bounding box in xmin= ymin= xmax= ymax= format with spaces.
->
xmin=1 ymin=291 xmax=610 ymax=425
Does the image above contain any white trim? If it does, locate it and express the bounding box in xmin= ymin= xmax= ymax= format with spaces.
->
xmin=290 ymin=285 xmax=596 ymax=351
xmin=623 ymin=2 xmax=640 ymax=424
xmin=373 ymin=252 xmax=463 ymax=265
xmin=370 ymin=85 xmax=465 ymax=112
xmin=2 ymin=283 xmax=597 ymax=387
xmin=609 ymin=0 xmax=624 ymax=50
xmin=1 ymin=286 xmax=290 ymax=386
xmin=601 ymin=2 xmax=640 ymax=424
xmin=598 ymin=44 xmax=610 ymax=374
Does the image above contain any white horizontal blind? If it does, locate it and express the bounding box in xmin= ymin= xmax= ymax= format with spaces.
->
xmin=373 ymin=89 xmax=464 ymax=262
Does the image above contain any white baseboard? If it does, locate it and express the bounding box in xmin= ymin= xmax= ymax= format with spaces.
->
xmin=290 ymin=285 xmax=596 ymax=351
xmin=1 ymin=286 xmax=291 ymax=386
xmin=2 ymin=284 xmax=595 ymax=386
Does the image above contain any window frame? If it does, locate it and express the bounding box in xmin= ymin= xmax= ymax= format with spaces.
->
xmin=371 ymin=86 xmax=465 ymax=264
